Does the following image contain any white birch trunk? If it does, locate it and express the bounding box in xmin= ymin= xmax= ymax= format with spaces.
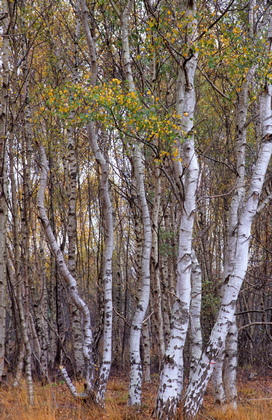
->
xmin=78 ymin=0 xmax=114 ymax=402
xmin=142 ymin=320 xmax=151 ymax=383
xmin=211 ymin=351 xmax=226 ymax=406
xmin=87 ymin=123 xmax=114 ymax=404
xmin=0 ymin=198 xmax=7 ymax=379
xmin=209 ymin=9 xmax=256 ymax=404
xmin=78 ymin=0 xmax=97 ymax=86
xmin=66 ymin=12 xmax=84 ymax=377
xmin=8 ymin=258 xmax=34 ymax=404
xmin=12 ymin=342 xmax=25 ymax=387
xmin=223 ymin=320 xmax=238 ymax=409
xmin=8 ymin=126 xmax=34 ymax=404
xmin=183 ymin=88 xmax=272 ymax=420
xmin=161 ymin=205 xmax=172 ymax=346
xmin=111 ymin=0 xmax=152 ymax=406
xmin=155 ymin=2 xmax=199 ymax=417
xmin=189 ymin=250 xmax=202 ymax=379
xmin=34 ymin=244 xmax=49 ymax=383
xmin=155 ymin=138 xmax=198 ymax=420
xmin=21 ymin=36 xmax=35 ymax=405
xmin=210 ymin=73 xmax=249 ymax=404
xmin=128 ymin=144 xmax=152 ymax=406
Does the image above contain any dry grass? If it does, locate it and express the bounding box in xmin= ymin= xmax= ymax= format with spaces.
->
xmin=0 ymin=373 xmax=271 ymax=419
xmin=200 ymin=374 xmax=272 ymax=420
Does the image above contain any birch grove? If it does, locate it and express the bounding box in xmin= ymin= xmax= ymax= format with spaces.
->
xmin=0 ymin=1 xmax=272 ymax=419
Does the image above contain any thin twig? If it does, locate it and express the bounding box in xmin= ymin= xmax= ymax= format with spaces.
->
xmin=255 ymin=381 xmax=272 ymax=394
xmin=143 ymin=311 xmax=154 ymax=324
xmin=197 ymin=413 xmax=216 ymax=420
xmin=246 ymin=397 xmax=272 ymax=401
xmin=113 ymin=307 xmax=131 ymax=327
xmin=239 ymin=322 xmax=272 ymax=331
xmin=197 ymin=184 xmax=237 ymax=202
xmin=197 ymin=65 xmax=231 ymax=101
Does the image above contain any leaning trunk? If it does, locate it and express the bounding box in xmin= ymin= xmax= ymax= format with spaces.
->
xmin=184 ymin=131 xmax=272 ymax=419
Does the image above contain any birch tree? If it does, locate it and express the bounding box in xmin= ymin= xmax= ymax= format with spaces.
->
xmin=155 ymin=1 xmax=199 ymax=417
xmin=79 ymin=0 xmax=115 ymax=402
xmin=183 ymin=8 xmax=272 ymax=418
xmin=114 ymin=0 xmax=153 ymax=405
xmin=86 ymin=124 xmax=114 ymax=403
xmin=66 ymin=7 xmax=84 ymax=377
xmin=189 ymin=250 xmax=202 ymax=379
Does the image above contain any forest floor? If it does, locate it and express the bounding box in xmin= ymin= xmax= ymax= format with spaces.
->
xmin=0 ymin=370 xmax=272 ymax=419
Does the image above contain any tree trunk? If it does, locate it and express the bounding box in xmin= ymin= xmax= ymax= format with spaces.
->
xmin=33 ymin=244 xmax=50 ymax=383
xmin=9 ymin=129 xmax=34 ymax=404
xmin=66 ymin=7 xmax=84 ymax=378
xmin=142 ymin=319 xmax=151 ymax=383
xmin=110 ymin=0 xmax=153 ymax=406
xmin=151 ymin=169 xmax=165 ymax=369
xmin=155 ymin=1 xmax=199 ymax=417
xmin=223 ymin=320 xmax=238 ymax=409
xmin=0 ymin=0 xmax=9 ymax=380
xmin=86 ymin=123 xmax=114 ymax=404
xmin=212 ymin=352 xmax=226 ymax=406
xmin=189 ymin=250 xmax=202 ymax=379
xmin=128 ymin=143 xmax=152 ymax=406
xmin=184 ymin=127 xmax=272 ymax=420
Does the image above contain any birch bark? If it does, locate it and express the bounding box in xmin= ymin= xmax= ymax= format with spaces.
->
xmin=189 ymin=250 xmax=202 ymax=379
xmin=184 ymin=125 xmax=272 ymax=420
xmin=86 ymin=123 xmax=114 ymax=404
xmin=78 ymin=0 xmax=114 ymax=402
xmin=21 ymin=31 xmax=35 ymax=404
xmin=210 ymin=69 xmax=252 ymax=406
xmin=151 ymin=170 xmax=165 ymax=368
xmin=183 ymin=15 xmax=272 ymax=412
xmin=34 ymin=244 xmax=50 ymax=383
xmin=66 ymin=11 xmax=84 ymax=377
xmin=9 ymin=133 xmax=34 ymax=404
xmin=211 ymin=352 xmax=225 ymax=406
xmin=142 ymin=319 xmax=151 ymax=383
xmin=112 ymin=0 xmax=153 ymax=405
xmin=128 ymin=144 xmax=152 ymax=405
xmin=223 ymin=320 xmax=238 ymax=409
xmin=155 ymin=1 xmax=199 ymax=417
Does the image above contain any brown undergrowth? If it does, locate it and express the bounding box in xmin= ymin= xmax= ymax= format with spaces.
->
xmin=0 ymin=372 xmax=271 ymax=419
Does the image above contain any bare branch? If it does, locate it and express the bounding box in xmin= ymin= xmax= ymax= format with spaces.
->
xmin=239 ymin=322 xmax=272 ymax=331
